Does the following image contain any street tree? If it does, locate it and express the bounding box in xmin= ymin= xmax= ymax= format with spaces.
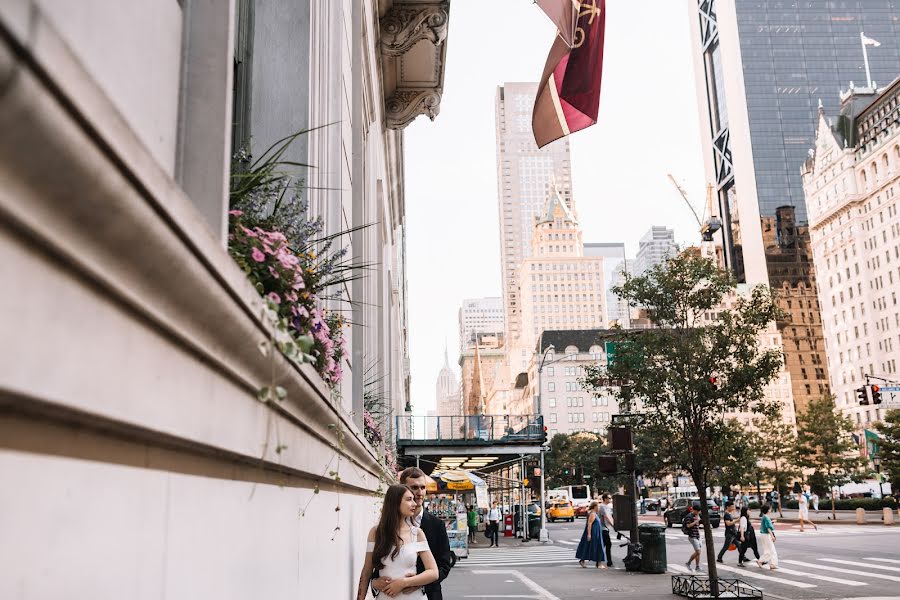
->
xmin=754 ymin=414 xmax=799 ymax=517
xmin=544 ymin=432 xmax=617 ymax=493
xmin=795 ymin=394 xmax=866 ymax=519
xmin=583 ymin=252 xmax=783 ymax=593
xmin=872 ymin=409 xmax=900 ymax=496
xmin=709 ymin=420 xmax=761 ymax=499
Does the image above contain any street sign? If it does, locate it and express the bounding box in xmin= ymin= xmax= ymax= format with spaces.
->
xmin=540 ymin=445 xmax=551 ymax=452
xmin=879 ymin=386 xmax=900 ymax=392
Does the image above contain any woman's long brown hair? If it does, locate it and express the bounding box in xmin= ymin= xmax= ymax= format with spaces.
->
xmin=372 ymin=484 xmax=412 ymax=571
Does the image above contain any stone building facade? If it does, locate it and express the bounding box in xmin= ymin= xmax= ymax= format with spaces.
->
xmin=802 ymin=80 xmax=900 ymax=427
xmin=0 ymin=1 xmax=451 ymax=598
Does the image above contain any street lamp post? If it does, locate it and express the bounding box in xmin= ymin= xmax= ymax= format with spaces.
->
xmin=873 ymin=455 xmax=885 ymax=499
xmin=536 ymin=343 xmax=555 ymax=543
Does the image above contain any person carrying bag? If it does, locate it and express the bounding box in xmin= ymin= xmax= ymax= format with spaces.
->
xmin=736 ymin=505 xmax=759 ymax=566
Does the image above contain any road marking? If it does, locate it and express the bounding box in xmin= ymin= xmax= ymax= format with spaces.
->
xmin=471 ymin=570 xmax=561 ymax=600
xmin=714 ymin=563 xmax=817 ymax=588
xmin=556 ymin=540 xmax=577 ymax=545
xmin=763 ymin=565 xmax=867 ymax=587
xmin=781 ymin=560 xmax=900 ymax=583
xmin=818 ymin=558 xmax=900 ymax=573
xmin=865 ymin=557 xmax=900 ymax=565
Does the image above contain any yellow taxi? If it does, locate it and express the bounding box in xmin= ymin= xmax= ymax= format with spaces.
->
xmin=547 ymin=500 xmax=575 ymax=522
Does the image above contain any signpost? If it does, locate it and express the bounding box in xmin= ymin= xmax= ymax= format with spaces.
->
xmin=879 ymin=385 xmax=900 ymax=407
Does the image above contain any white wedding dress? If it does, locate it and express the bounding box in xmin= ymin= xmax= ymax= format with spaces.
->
xmin=368 ymin=530 xmax=430 ymax=599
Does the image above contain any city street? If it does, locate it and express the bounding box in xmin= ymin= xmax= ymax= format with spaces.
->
xmin=446 ymin=520 xmax=900 ymax=600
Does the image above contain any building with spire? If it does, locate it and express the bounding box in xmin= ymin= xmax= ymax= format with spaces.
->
xmin=515 ymin=187 xmax=608 ymax=372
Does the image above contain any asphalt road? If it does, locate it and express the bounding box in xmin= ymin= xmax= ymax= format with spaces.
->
xmin=444 ymin=519 xmax=900 ymax=600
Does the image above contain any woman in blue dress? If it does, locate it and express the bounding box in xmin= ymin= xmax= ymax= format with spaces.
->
xmin=576 ymin=501 xmax=607 ymax=568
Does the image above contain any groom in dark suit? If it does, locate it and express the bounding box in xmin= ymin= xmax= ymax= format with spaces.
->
xmin=371 ymin=467 xmax=453 ymax=599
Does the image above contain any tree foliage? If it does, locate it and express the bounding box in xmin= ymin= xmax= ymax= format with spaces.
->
xmin=795 ymin=394 xmax=867 ymax=517
xmin=873 ymin=409 xmax=900 ymax=490
xmin=543 ymin=432 xmax=619 ymax=492
xmin=582 ymin=252 xmax=783 ymax=590
xmin=754 ymin=414 xmax=799 ymax=517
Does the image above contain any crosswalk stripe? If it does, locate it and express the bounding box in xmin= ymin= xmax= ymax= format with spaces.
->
xmin=556 ymin=540 xmax=577 ymax=545
xmin=762 ymin=565 xmax=866 ymax=587
xmin=818 ymin=558 xmax=900 ymax=573
xmin=713 ymin=563 xmax=817 ymax=588
xmin=865 ymin=557 xmax=900 ymax=565
xmin=781 ymin=560 xmax=900 ymax=583
xmin=668 ymin=563 xmax=694 ymax=574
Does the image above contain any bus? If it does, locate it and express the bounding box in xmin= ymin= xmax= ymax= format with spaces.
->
xmin=549 ymin=485 xmax=591 ymax=508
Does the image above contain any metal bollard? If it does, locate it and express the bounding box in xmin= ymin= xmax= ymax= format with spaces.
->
xmin=884 ymin=507 xmax=895 ymax=526
xmin=856 ymin=507 xmax=866 ymax=524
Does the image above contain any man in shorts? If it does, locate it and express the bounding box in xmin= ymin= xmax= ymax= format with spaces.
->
xmin=683 ymin=502 xmax=702 ymax=572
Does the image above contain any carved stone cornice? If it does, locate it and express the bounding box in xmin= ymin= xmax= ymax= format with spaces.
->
xmin=381 ymin=4 xmax=449 ymax=56
xmin=385 ymin=89 xmax=441 ymax=129
xmin=379 ymin=1 xmax=450 ymax=130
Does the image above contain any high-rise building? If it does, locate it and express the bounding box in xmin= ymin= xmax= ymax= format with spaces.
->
xmin=634 ymin=226 xmax=677 ymax=276
xmin=686 ymin=1 xmax=900 ymax=413
xmin=607 ymin=259 xmax=633 ymax=327
xmin=435 ymin=348 xmax=461 ymax=436
xmin=517 ymin=190 xmax=608 ymax=361
xmin=458 ymin=297 xmax=505 ymax=351
xmin=495 ymin=82 xmax=574 ymax=349
xmin=801 ymin=80 xmax=900 ymax=428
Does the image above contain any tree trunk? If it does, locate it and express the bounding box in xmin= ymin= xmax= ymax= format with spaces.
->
xmin=696 ymin=478 xmax=720 ymax=597
xmin=775 ymin=470 xmax=783 ymax=518
xmin=831 ymin=485 xmax=837 ymax=521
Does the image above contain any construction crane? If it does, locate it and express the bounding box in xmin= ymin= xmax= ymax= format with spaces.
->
xmin=666 ymin=174 xmax=722 ymax=242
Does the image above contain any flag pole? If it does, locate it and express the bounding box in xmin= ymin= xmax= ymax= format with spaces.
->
xmin=861 ymin=31 xmax=873 ymax=88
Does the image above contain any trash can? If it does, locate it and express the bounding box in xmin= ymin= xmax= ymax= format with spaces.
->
xmin=528 ymin=514 xmax=541 ymax=539
xmin=638 ymin=522 xmax=667 ymax=574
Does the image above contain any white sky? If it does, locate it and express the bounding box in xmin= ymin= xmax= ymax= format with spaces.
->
xmin=404 ymin=0 xmax=707 ymax=415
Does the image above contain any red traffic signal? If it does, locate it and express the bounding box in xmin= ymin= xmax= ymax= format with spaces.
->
xmin=872 ymin=385 xmax=882 ymax=404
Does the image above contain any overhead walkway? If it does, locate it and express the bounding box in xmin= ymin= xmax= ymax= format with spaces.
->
xmin=395 ymin=414 xmax=545 ymax=474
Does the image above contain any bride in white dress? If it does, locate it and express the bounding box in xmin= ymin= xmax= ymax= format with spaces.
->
xmin=357 ymin=484 xmax=439 ymax=599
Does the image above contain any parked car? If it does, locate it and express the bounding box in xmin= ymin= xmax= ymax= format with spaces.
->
xmin=644 ymin=498 xmax=661 ymax=511
xmin=548 ymin=500 xmax=575 ymax=522
xmin=664 ymin=497 xmax=720 ymax=528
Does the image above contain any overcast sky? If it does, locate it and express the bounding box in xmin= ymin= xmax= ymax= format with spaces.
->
xmin=404 ymin=0 xmax=707 ymax=415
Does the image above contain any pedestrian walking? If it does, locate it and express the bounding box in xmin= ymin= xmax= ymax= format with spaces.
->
xmin=756 ymin=504 xmax=778 ymax=570
xmin=682 ymin=502 xmax=702 ymax=572
xmin=487 ymin=501 xmax=502 ymax=547
xmin=467 ymin=505 xmax=478 ymax=544
xmin=716 ymin=501 xmax=739 ymax=564
xmin=810 ymin=491 xmax=820 ymax=513
xmin=797 ymin=486 xmax=817 ymax=531
xmin=599 ymin=493 xmax=614 ymax=567
xmin=576 ymin=502 xmax=607 ymax=569
xmin=771 ymin=489 xmax=780 ymax=513
xmin=359 ymin=484 xmax=440 ymax=600
xmin=736 ymin=505 xmax=760 ymax=566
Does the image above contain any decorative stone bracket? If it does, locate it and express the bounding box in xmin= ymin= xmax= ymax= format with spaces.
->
xmin=380 ymin=1 xmax=450 ymax=130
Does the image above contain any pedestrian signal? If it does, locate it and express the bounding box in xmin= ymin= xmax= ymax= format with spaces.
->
xmin=856 ymin=386 xmax=869 ymax=405
xmin=598 ymin=455 xmax=618 ymax=474
xmin=609 ymin=426 xmax=633 ymax=452
xmin=871 ymin=384 xmax=882 ymax=404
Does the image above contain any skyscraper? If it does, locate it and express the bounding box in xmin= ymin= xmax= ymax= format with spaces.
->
xmin=687 ymin=0 xmax=900 ymax=414
xmin=495 ymin=83 xmax=574 ymax=350
xmin=458 ymin=297 xmax=505 ymax=352
xmin=633 ymin=226 xmax=677 ymax=276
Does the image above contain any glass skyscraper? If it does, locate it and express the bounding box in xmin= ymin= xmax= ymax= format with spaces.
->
xmin=689 ymin=0 xmax=900 ymax=415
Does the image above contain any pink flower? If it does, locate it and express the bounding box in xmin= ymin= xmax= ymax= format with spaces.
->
xmin=267 ymin=292 xmax=281 ymax=305
xmin=268 ymin=265 xmax=280 ymax=279
xmin=240 ymin=225 xmax=257 ymax=238
xmin=251 ymin=247 xmax=266 ymax=263
xmin=228 ymin=209 xmax=243 ymax=216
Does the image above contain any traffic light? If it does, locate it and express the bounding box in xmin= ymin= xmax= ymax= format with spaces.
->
xmin=856 ymin=386 xmax=869 ymax=405
xmin=872 ymin=384 xmax=882 ymax=404
xmin=542 ymin=425 xmax=549 ymax=445
xmin=598 ymin=455 xmax=618 ymax=474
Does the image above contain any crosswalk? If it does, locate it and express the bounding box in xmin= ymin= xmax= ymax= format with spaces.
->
xmin=458 ymin=545 xmax=578 ymax=568
xmin=663 ymin=525 xmax=892 ymax=540
xmin=668 ymin=557 xmax=900 ymax=591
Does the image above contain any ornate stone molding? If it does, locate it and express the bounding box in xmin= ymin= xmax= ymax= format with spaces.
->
xmin=379 ymin=1 xmax=450 ymax=130
xmin=381 ymin=5 xmax=449 ymax=56
xmin=385 ymin=89 xmax=441 ymax=129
